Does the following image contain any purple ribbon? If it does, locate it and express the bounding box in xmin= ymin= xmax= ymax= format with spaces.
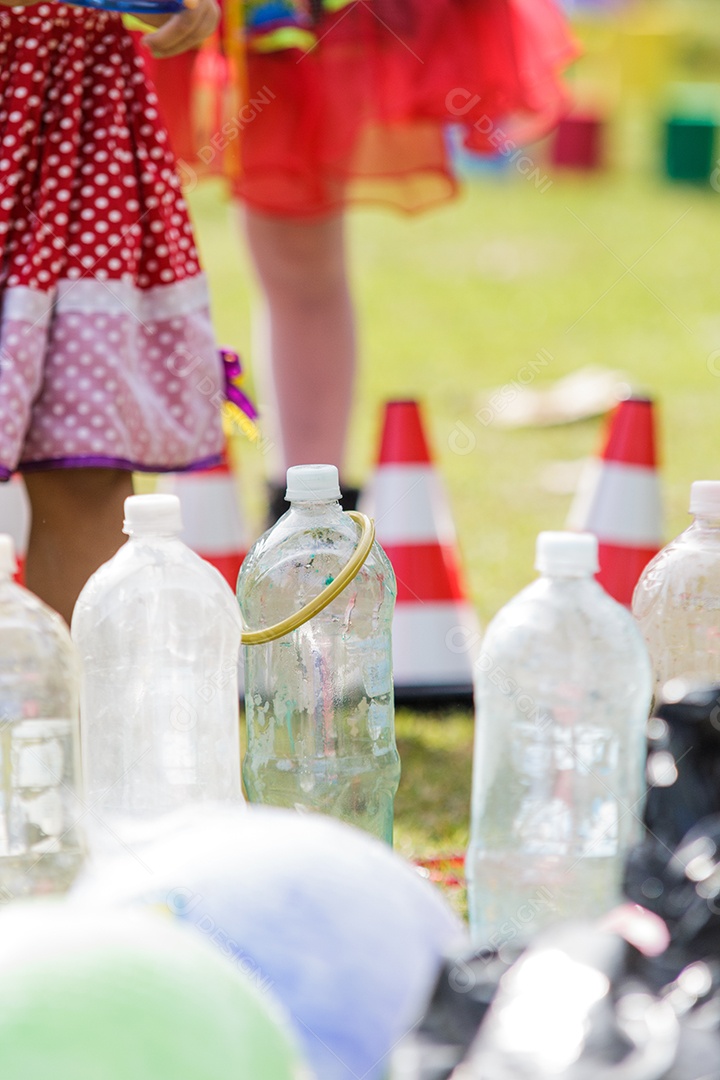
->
xmin=221 ymin=349 xmax=258 ymax=421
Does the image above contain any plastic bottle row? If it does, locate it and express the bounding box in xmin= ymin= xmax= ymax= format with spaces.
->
xmin=1 ymin=466 xmax=717 ymax=931
xmin=0 ymin=464 xmax=401 ymax=898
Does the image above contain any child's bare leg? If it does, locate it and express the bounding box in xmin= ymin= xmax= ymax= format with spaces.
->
xmin=243 ymin=209 xmax=356 ymax=477
xmin=23 ymin=468 xmax=134 ymax=624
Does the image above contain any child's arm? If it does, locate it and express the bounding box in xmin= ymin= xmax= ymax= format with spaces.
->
xmin=140 ymin=0 xmax=219 ymax=57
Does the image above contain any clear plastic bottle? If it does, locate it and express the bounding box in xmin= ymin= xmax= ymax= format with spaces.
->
xmin=632 ymin=480 xmax=720 ymax=702
xmin=71 ymin=495 xmax=242 ymax=837
xmin=466 ymin=532 xmax=652 ymax=945
xmin=0 ymin=534 xmax=83 ymax=898
xmin=237 ymin=465 xmax=401 ymax=844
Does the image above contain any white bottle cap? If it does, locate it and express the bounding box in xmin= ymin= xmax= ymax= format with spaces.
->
xmin=535 ymin=531 xmax=599 ymax=576
xmin=285 ymin=464 xmax=341 ymax=503
xmin=0 ymin=534 xmax=17 ymax=576
xmin=123 ymin=494 xmax=183 ymax=536
xmin=689 ymin=481 xmax=720 ymax=517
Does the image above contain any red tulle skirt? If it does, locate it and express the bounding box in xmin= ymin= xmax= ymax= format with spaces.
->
xmin=150 ymin=0 xmax=579 ymax=218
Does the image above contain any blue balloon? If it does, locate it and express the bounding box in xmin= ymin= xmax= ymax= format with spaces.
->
xmin=74 ymin=805 xmax=466 ymax=1080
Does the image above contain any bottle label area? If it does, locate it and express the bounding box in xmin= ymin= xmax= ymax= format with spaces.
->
xmin=0 ymin=718 xmax=81 ymax=858
xmin=0 ymin=717 xmax=84 ymax=899
xmin=511 ymin=720 xmax=622 ymax=858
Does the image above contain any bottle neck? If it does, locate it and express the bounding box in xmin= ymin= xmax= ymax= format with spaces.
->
xmin=285 ymin=500 xmax=344 ymax=523
xmin=126 ymin=530 xmax=181 ymax=541
xmin=691 ymin=513 xmax=720 ymax=533
xmin=538 ymin=569 xmax=595 ymax=583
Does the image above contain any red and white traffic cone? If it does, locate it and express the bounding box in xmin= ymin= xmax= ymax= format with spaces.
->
xmin=0 ymin=474 xmax=30 ymax=584
xmin=566 ymin=396 xmax=663 ymax=605
xmin=156 ymin=448 xmax=249 ymax=592
xmin=361 ymin=400 xmax=481 ymax=704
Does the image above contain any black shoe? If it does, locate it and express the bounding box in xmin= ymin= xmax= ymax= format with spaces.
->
xmin=265 ymin=482 xmax=290 ymax=530
xmin=340 ymin=486 xmax=362 ymax=513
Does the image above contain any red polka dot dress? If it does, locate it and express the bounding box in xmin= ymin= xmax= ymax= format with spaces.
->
xmin=0 ymin=3 xmax=225 ymax=479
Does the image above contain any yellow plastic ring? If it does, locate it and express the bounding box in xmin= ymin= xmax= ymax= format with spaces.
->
xmin=241 ymin=511 xmax=376 ymax=645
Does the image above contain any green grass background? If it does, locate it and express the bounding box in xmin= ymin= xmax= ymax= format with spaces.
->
xmin=188 ymin=71 xmax=720 ymax=909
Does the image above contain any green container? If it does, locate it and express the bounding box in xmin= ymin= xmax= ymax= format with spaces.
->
xmin=664 ymin=115 xmax=717 ymax=183
xmin=662 ymin=82 xmax=720 ymax=185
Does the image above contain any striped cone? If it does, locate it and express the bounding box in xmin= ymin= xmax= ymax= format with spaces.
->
xmin=0 ymin=475 xmax=30 ymax=584
xmin=156 ymin=450 xmax=248 ymax=591
xmin=361 ymin=400 xmax=481 ymax=704
xmin=566 ymin=396 xmax=663 ymax=605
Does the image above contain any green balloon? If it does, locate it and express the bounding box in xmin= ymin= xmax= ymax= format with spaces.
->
xmin=0 ymin=900 xmax=306 ymax=1080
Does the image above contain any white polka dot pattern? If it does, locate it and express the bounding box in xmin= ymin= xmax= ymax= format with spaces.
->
xmin=0 ymin=4 xmax=223 ymax=475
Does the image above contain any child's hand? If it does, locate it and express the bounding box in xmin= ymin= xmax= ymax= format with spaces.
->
xmin=141 ymin=0 xmax=219 ymax=58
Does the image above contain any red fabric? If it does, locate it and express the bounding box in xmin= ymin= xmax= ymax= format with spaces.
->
xmin=0 ymin=5 xmax=200 ymax=291
xmin=144 ymin=47 xmax=199 ymax=166
xmin=240 ymin=0 xmax=579 ymax=216
xmin=150 ymin=0 xmax=579 ymax=217
xmin=0 ymin=4 xmax=225 ymax=477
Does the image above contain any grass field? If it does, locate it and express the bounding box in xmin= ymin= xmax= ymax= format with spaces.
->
xmin=189 ymin=111 xmax=720 ymax=910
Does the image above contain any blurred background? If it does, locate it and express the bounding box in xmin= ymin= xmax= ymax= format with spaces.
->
xmin=188 ymin=0 xmax=720 ymax=899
